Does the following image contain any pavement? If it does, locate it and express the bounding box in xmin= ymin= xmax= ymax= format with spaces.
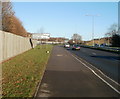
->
xmin=35 ymin=46 xmax=119 ymax=98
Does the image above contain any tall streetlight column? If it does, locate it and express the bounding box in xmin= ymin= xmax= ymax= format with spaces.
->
xmin=92 ymin=16 xmax=94 ymax=46
xmin=85 ymin=14 xmax=99 ymax=46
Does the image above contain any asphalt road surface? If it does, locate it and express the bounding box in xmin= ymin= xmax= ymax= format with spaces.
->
xmin=35 ymin=46 xmax=119 ymax=98
xmin=68 ymin=46 xmax=120 ymax=83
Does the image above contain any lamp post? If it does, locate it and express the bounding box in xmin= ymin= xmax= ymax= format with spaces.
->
xmin=85 ymin=14 xmax=100 ymax=46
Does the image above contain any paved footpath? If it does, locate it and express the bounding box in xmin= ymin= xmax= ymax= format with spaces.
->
xmin=35 ymin=46 xmax=119 ymax=97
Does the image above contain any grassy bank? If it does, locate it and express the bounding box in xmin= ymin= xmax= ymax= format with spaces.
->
xmin=2 ymin=45 xmax=53 ymax=97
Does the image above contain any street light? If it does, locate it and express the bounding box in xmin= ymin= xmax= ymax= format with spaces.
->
xmin=85 ymin=14 xmax=100 ymax=46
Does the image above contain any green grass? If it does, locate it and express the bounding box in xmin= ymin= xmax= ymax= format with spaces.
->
xmin=2 ymin=45 xmax=53 ymax=97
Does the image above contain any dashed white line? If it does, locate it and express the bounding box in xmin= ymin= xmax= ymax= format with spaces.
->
xmin=66 ymin=49 xmax=120 ymax=87
xmin=56 ymin=54 xmax=63 ymax=56
xmin=75 ymin=54 xmax=120 ymax=87
xmin=92 ymin=52 xmax=97 ymax=55
xmin=71 ymin=54 xmax=120 ymax=95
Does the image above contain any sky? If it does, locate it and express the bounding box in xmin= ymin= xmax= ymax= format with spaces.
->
xmin=12 ymin=2 xmax=118 ymax=41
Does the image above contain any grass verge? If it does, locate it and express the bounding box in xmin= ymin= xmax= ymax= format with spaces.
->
xmin=2 ymin=45 xmax=53 ymax=97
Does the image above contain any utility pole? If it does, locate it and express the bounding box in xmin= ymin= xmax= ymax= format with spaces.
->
xmin=85 ymin=14 xmax=100 ymax=46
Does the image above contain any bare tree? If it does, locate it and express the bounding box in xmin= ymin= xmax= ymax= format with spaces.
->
xmin=105 ymin=23 xmax=119 ymax=46
xmin=2 ymin=2 xmax=14 ymax=31
xmin=72 ymin=33 xmax=82 ymax=40
xmin=71 ymin=33 xmax=82 ymax=44
xmin=106 ymin=23 xmax=118 ymax=37
xmin=118 ymin=26 xmax=120 ymax=34
xmin=11 ymin=15 xmax=27 ymax=37
xmin=111 ymin=34 xmax=120 ymax=47
xmin=1 ymin=1 xmax=27 ymax=37
xmin=2 ymin=2 xmax=14 ymax=16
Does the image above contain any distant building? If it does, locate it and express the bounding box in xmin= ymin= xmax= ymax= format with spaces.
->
xmin=32 ymin=33 xmax=50 ymax=40
xmin=48 ymin=37 xmax=69 ymax=43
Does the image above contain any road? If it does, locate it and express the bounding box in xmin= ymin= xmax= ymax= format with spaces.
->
xmin=68 ymin=46 xmax=120 ymax=83
xmin=35 ymin=46 xmax=119 ymax=97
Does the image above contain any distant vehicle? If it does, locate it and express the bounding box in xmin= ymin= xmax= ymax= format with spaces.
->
xmin=64 ymin=43 xmax=70 ymax=48
xmin=100 ymin=44 xmax=107 ymax=47
xmin=94 ymin=44 xmax=99 ymax=47
xmin=72 ymin=44 xmax=80 ymax=50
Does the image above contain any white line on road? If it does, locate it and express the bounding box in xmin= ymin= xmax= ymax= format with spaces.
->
xmin=98 ymin=70 xmax=120 ymax=86
xmin=92 ymin=52 xmax=97 ymax=55
xmin=75 ymin=53 xmax=120 ymax=86
xmin=71 ymin=54 xmax=120 ymax=95
xmin=65 ymin=49 xmax=120 ymax=86
xmin=56 ymin=54 xmax=63 ymax=56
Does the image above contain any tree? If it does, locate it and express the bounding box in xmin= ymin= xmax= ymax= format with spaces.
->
xmin=105 ymin=23 xmax=118 ymax=46
xmin=1 ymin=1 xmax=27 ymax=37
xmin=111 ymin=34 xmax=120 ymax=47
xmin=2 ymin=2 xmax=14 ymax=32
xmin=118 ymin=26 xmax=120 ymax=34
xmin=71 ymin=33 xmax=82 ymax=44
xmin=105 ymin=23 xmax=118 ymax=37
xmin=11 ymin=15 xmax=27 ymax=37
xmin=72 ymin=33 xmax=82 ymax=40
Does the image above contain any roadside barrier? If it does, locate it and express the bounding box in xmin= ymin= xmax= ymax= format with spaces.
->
xmin=0 ymin=30 xmax=37 ymax=63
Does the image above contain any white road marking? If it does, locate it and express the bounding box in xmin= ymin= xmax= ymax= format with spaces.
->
xmin=66 ymin=49 xmax=120 ymax=87
xmin=39 ymin=93 xmax=51 ymax=97
xmin=41 ymin=83 xmax=49 ymax=88
xmin=76 ymin=55 xmax=120 ymax=87
xmin=92 ymin=52 xmax=97 ymax=55
xmin=39 ymin=83 xmax=51 ymax=97
xmin=97 ymin=69 xmax=120 ymax=86
xmin=56 ymin=54 xmax=63 ymax=56
xmin=40 ymin=89 xmax=50 ymax=93
xmin=71 ymin=54 xmax=120 ymax=94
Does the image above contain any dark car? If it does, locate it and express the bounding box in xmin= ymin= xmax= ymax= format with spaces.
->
xmin=72 ymin=44 xmax=80 ymax=50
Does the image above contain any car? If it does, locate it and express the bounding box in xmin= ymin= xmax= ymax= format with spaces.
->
xmin=64 ymin=43 xmax=70 ymax=48
xmin=100 ymin=44 xmax=106 ymax=47
xmin=72 ymin=44 xmax=80 ymax=50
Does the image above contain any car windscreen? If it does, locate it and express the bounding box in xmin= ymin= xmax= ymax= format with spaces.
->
xmin=73 ymin=45 xmax=80 ymax=47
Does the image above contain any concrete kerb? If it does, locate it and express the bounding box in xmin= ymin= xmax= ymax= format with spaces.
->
xmin=33 ymin=46 xmax=53 ymax=98
xmin=33 ymin=65 xmax=47 ymax=99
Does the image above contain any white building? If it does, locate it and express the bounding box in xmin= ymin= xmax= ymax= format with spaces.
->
xmin=32 ymin=33 xmax=50 ymax=39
